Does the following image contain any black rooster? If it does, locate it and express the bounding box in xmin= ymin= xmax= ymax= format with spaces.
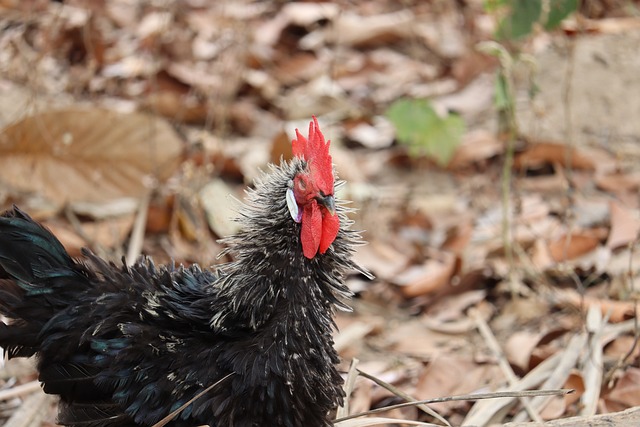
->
xmin=0 ymin=117 xmax=365 ymax=426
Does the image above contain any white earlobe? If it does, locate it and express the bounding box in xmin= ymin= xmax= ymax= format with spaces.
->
xmin=286 ymin=188 xmax=302 ymax=223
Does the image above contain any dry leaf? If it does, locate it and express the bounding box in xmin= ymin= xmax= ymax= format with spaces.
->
xmin=0 ymin=108 xmax=182 ymax=206
xmin=326 ymin=10 xmax=415 ymax=47
xmin=391 ymin=319 xmax=466 ymax=357
xmin=606 ymin=201 xmax=640 ymax=249
xmin=505 ymin=331 xmax=542 ymax=372
xmin=514 ymin=142 xmax=595 ymax=171
xmin=352 ymin=241 xmax=407 ymax=283
xmin=344 ymin=117 xmax=395 ymax=150
xmin=604 ymin=335 xmax=640 ymax=361
xmin=553 ymin=288 xmax=635 ymax=323
xmin=414 ymin=357 xmax=503 ymax=415
xmin=562 ymin=17 xmax=640 ymax=34
xmin=596 ymin=172 xmax=640 ymax=194
xmin=448 ymin=129 xmax=503 ymax=169
xmin=394 ymin=252 xmax=457 ymax=298
xmin=199 ymin=179 xmax=242 ymax=238
xmin=603 ymin=367 xmax=640 ymax=409
xmin=531 ymin=238 xmax=555 ymax=269
xmin=548 ymin=232 xmax=600 ymax=262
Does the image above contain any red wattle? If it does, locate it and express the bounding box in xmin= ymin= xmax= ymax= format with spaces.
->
xmin=319 ymin=211 xmax=339 ymax=254
xmin=301 ymin=201 xmax=322 ymax=259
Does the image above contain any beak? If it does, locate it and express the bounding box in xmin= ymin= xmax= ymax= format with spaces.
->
xmin=318 ymin=194 xmax=336 ymax=216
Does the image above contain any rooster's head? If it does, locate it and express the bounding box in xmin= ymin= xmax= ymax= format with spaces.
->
xmin=287 ymin=116 xmax=339 ymax=259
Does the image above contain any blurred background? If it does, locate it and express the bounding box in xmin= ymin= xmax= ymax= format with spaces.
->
xmin=1 ymin=0 xmax=640 ymax=426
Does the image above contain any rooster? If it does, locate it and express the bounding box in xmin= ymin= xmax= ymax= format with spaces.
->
xmin=0 ymin=117 xmax=365 ymax=427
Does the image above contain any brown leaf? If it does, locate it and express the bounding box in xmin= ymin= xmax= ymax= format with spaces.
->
xmin=352 ymin=241 xmax=407 ymax=283
xmin=390 ymin=319 xmax=464 ymax=357
xmin=0 ymin=109 xmax=183 ymax=206
xmin=270 ymin=130 xmax=293 ymax=165
xmin=328 ymin=10 xmax=414 ymax=47
xmin=605 ymin=335 xmax=640 ymax=361
xmin=547 ymin=232 xmax=600 ymax=262
xmin=596 ymin=171 xmax=640 ymax=194
xmin=414 ymin=357 xmax=503 ymax=415
xmin=606 ymin=201 xmax=640 ymax=249
xmin=553 ymin=288 xmax=635 ymax=323
xmin=272 ymin=53 xmax=321 ymax=86
xmin=43 ymin=214 xmax=134 ymax=257
xmin=531 ymin=238 xmax=555 ymax=270
xmin=505 ymin=331 xmax=542 ymax=371
xmin=394 ymin=251 xmax=457 ymax=298
xmin=514 ymin=142 xmax=595 ymax=171
xmin=604 ymin=367 xmax=640 ymax=408
xmin=146 ymin=196 xmax=174 ymax=234
xmin=447 ymin=129 xmax=503 ymax=169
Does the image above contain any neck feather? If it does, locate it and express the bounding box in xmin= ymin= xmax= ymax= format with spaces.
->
xmin=209 ymin=158 xmax=359 ymax=333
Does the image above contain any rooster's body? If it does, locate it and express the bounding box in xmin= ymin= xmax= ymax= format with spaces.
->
xmin=0 ymin=118 xmax=362 ymax=427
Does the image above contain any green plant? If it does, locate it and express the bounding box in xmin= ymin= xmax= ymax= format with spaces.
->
xmin=486 ymin=0 xmax=579 ymax=40
xmin=385 ymin=98 xmax=465 ymax=166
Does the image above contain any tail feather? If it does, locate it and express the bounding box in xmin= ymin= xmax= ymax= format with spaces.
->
xmin=0 ymin=206 xmax=80 ymax=293
xmin=0 ymin=206 xmax=91 ymax=357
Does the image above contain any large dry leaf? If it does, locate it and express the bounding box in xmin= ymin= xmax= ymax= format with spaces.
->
xmin=0 ymin=108 xmax=182 ymax=205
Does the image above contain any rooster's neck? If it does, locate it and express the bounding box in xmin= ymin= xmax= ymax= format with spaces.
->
xmin=207 ymin=158 xmax=353 ymax=334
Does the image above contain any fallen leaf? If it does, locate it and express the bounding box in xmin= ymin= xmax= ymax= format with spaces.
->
xmin=394 ymin=252 xmax=457 ymax=298
xmin=326 ymin=10 xmax=414 ymax=47
xmin=352 ymin=240 xmax=407 ymax=283
xmin=562 ymin=17 xmax=640 ymax=34
xmin=414 ymin=357 xmax=503 ymax=415
xmin=603 ymin=367 xmax=640 ymax=408
xmin=344 ymin=117 xmax=395 ymax=150
xmin=391 ymin=319 xmax=466 ymax=357
xmin=505 ymin=331 xmax=542 ymax=372
xmin=547 ymin=232 xmax=600 ymax=262
xmin=596 ymin=171 xmax=640 ymax=194
xmin=514 ymin=141 xmax=595 ymax=171
xmin=531 ymin=238 xmax=555 ymax=270
xmin=604 ymin=335 xmax=640 ymax=361
xmin=0 ymin=108 xmax=182 ymax=206
xmin=539 ymin=371 xmax=585 ymax=419
xmin=553 ymin=288 xmax=635 ymax=323
xmin=199 ymin=179 xmax=242 ymax=238
xmin=606 ymin=201 xmax=640 ymax=249
xmin=80 ymin=214 xmax=135 ymax=249
xmin=448 ymin=129 xmax=503 ymax=169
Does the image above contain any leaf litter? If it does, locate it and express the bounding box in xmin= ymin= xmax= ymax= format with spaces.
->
xmin=0 ymin=1 xmax=640 ymax=426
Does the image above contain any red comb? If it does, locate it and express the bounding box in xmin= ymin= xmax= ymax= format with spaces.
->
xmin=292 ymin=116 xmax=334 ymax=195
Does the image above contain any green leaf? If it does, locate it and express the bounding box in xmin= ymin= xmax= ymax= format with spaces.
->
xmin=386 ymin=99 xmax=465 ymax=166
xmin=496 ymin=0 xmax=542 ymax=40
xmin=545 ymin=0 xmax=578 ymax=30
